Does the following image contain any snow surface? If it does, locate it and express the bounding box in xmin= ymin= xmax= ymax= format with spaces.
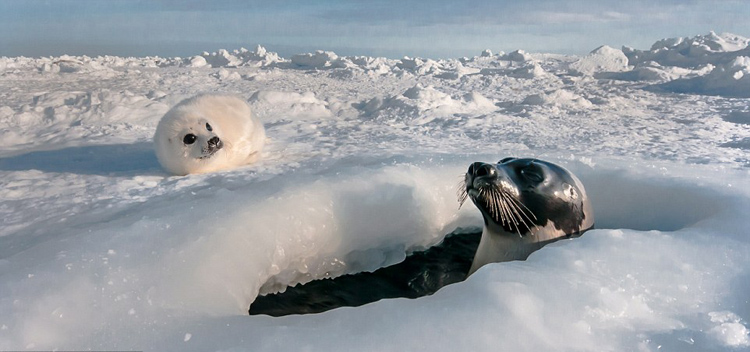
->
xmin=0 ymin=32 xmax=749 ymax=351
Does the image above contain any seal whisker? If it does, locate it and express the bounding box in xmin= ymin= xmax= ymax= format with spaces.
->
xmin=505 ymin=194 xmax=533 ymax=227
xmin=507 ymin=194 xmax=538 ymax=221
xmin=492 ymin=189 xmax=505 ymax=224
xmin=486 ymin=188 xmax=500 ymax=221
xmin=502 ymin=192 xmax=520 ymax=234
xmin=485 ymin=188 xmax=494 ymax=218
xmin=503 ymin=192 xmax=533 ymax=236
xmin=497 ymin=190 xmax=515 ymax=230
xmin=456 ymin=177 xmax=468 ymax=209
xmin=489 ymin=186 xmax=507 ymax=225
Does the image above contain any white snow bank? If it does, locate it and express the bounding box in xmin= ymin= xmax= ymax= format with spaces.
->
xmin=359 ymin=85 xmax=496 ymax=124
xmin=200 ymin=46 xmax=284 ymax=68
xmin=708 ymin=311 xmax=750 ymax=347
xmin=249 ymin=90 xmax=332 ymax=121
xmin=291 ymin=50 xmax=345 ymax=69
xmin=0 ymin=46 xmax=282 ymax=71
xmin=397 ymin=57 xmax=442 ymax=75
xmin=502 ymin=49 xmax=534 ymax=62
xmin=0 ymin=89 xmax=167 ymax=155
xmin=569 ymin=45 xmax=630 ymax=75
xmin=522 ymin=89 xmax=593 ymax=110
xmin=479 ymin=62 xmax=550 ymax=79
xmin=624 ymin=32 xmax=750 ymax=69
xmin=649 ymin=56 xmax=750 ymax=97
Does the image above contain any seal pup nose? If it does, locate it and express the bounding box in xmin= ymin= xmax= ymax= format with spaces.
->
xmin=208 ymin=136 xmax=223 ymax=149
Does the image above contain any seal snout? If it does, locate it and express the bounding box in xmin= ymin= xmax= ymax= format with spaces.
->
xmin=466 ymin=162 xmax=498 ymax=190
xmin=207 ymin=136 xmax=223 ymax=152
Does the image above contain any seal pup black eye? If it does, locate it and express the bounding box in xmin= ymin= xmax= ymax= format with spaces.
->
xmin=205 ymin=123 xmax=213 ymax=132
xmin=183 ymin=134 xmax=197 ymax=145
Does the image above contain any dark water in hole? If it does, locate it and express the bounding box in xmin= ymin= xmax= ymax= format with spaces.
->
xmin=249 ymin=231 xmax=482 ymax=317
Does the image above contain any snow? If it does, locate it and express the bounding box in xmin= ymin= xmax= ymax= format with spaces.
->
xmin=1 ymin=32 xmax=750 ymax=351
xmin=569 ymin=45 xmax=630 ymax=76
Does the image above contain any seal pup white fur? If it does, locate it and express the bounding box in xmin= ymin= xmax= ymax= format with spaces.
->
xmin=154 ymin=94 xmax=265 ymax=175
xmin=459 ymin=157 xmax=594 ymax=275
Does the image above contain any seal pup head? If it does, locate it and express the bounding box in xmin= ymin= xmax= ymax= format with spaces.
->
xmin=154 ymin=94 xmax=265 ymax=175
xmin=459 ymin=157 xmax=594 ymax=274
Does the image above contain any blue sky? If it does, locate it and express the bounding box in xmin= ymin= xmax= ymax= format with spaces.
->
xmin=1 ymin=0 xmax=748 ymax=58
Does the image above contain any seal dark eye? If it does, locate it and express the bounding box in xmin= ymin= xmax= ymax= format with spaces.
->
xmin=520 ymin=166 xmax=544 ymax=183
xmin=183 ymin=134 xmax=197 ymax=145
xmin=205 ymin=123 xmax=212 ymax=132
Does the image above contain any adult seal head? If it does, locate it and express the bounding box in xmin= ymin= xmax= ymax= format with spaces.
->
xmin=459 ymin=157 xmax=594 ymax=275
xmin=154 ymin=94 xmax=265 ymax=175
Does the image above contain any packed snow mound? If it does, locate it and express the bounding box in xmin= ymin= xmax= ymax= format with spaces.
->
xmin=359 ymin=85 xmax=496 ymax=124
xmin=478 ymin=61 xmax=550 ymax=78
xmin=434 ymin=61 xmax=481 ymax=80
xmin=0 ymin=46 xmax=283 ymax=71
xmin=0 ymin=89 xmax=166 ymax=154
xmin=397 ymin=57 xmax=443 ymax=75
xmin=509 ymin=62 xmax=549 ymax=78
xmin=287 ymin=51 xmax=399 ymax=77
xmin=649 ymin=56 xmax=750 ymax=97
xmin=249 ymin=90 xmax=332 ymax=121
xmin=291 ymin=50 xmax=346 ymax=69
xmin=707 ymin=311 xmax=750 ymax=347
xmin=569 ymin=45 xmax=630 ymax=75
xmin=596 ymin=61 xmax=685 ymax=82
xmin=595 ymin=32 xmax=750 ymax=97
xmin=200 ymin=46 xmax=283 ymax=68
xmin=502 ymin=49 xmax=533 ymax=62
xmin=522 ymin=89 xmax=593 ymax=110
xmin=345 ymin=56 xmax=396 ymax=75
xmin=624 ymin=32 xmax=750 ymax=69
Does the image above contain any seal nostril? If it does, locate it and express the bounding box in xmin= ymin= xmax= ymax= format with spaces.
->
xmin=469 ymin=162 xmax=485 ymax=176
xmin=208 ymin=136 xmax=220 ymax=147
xmin=476 ymin=164 xmax=495 ymax=178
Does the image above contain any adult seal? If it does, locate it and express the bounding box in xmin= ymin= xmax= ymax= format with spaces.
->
xmin=154 ymin=94 xmax=266 ymax=175
xmin=459 ymin=157 xmax=594 ymax=275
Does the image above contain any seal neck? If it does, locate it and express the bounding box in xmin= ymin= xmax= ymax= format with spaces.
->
xmin=468 ymin=225 xmax=551 ymax=276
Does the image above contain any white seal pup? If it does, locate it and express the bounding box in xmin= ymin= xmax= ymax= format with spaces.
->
xmin=154 ymin=94 xmax=265 ymax=175
xmin=459 ymin=157 xmax=594 ymax=275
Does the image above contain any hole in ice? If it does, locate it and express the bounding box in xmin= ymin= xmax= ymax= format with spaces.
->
xmin=248 ymin=168 xmax=727 ymax=317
